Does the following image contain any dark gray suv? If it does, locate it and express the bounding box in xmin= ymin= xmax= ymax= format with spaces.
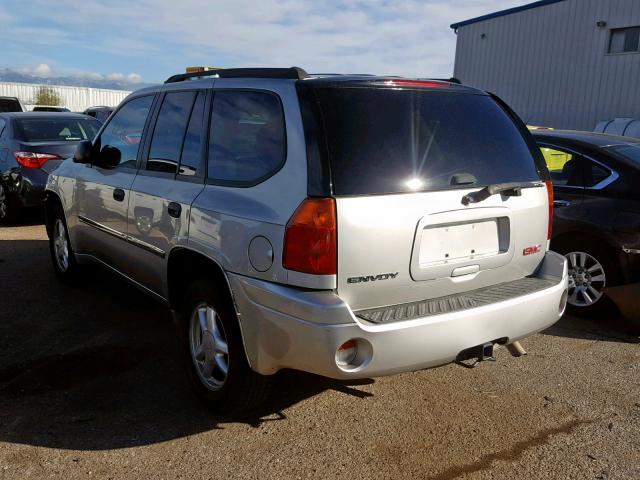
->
xmin=44 ymin=67 xmax=568 ymax=411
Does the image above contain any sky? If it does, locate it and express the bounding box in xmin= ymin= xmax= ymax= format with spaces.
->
xmin=0 ymin=0 xmax=531 ymax=85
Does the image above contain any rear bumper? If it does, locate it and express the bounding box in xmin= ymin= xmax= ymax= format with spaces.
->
xmin=229 ymin=251 xmax=568 ymax=379
xmin=620 ymin=247 xmax=640 ymax=284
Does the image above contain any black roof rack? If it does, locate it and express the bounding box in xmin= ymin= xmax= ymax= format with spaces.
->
xmin=165 ymin=67 xmax=308 ymax=83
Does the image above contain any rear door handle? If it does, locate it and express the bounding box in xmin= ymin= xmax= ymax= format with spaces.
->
xmin=167 ymin=202 xmax=182 ymax=218
xmin=113 ymin=188 xmax=125 ymax=202
xmin=553 ymin=200 xmax=571 ymax=207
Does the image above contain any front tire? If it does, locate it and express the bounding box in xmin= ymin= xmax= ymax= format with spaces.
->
xmin=48 ymin=204 xmax=82 ymax=283
xmin=179 ymin=279 xmax=271 ymax=412
xmin=0 ymin=182 xmax=17 ymax=223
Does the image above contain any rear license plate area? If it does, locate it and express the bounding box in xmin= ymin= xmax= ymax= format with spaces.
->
xmin=419 ymin=219 xmax=499 ymax=267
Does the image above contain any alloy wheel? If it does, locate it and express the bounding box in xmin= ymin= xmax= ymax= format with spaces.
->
xmin=189 ymin=303 xmax=229 ymax=391
xmin=53 ymin=219 xmax=70 ymax=272
xmin=565 ymin=251 xmax=606 ymax=307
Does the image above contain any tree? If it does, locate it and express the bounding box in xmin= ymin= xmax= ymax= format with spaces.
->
xmin=34 ymin=86 xmax=63 ymax=106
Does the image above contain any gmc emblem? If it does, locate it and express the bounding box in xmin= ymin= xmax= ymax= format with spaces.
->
xmin=523 ymin=245 xmax=542 ymax=256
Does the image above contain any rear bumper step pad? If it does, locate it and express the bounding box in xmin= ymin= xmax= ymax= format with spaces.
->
xmin=355 ymin=277 xmax=558 ymax=324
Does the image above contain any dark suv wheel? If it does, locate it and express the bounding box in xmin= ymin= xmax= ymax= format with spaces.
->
xmin=179 ymin=279 xmax=271 ymax=412
xmin=553 ymin=239 xmax=620 ymax=316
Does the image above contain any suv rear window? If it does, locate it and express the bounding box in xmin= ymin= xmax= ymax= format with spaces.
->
xmin=312 ymin=87 xmax=540 ymax=195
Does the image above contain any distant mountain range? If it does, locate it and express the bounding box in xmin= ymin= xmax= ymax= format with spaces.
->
xmin=0 ymin=69 xmax=156 ymax=91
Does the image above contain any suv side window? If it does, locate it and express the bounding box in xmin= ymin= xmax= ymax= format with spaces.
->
xmin=96 ymin=95 xmax=153 ymax=169
xmin=0 ymin=118 xmax=6 ymax=140
xmin=539 ymin=145 xmax=582 ymax=186
xmin=178 ymin=92 xmax=206 ymax=177
xmin=208 ymin=91 xmax=285 ymax=185
xmin=147 ymin=91 xmax=197 ymax=174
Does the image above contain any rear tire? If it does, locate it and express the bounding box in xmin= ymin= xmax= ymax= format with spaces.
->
xmin=552 ymin=239 xmax=620 ymax=317
xmin=48 ymin=204 xmax=82 ymax=283
xmin=0 ymin=182 xmax=17 ymax=223
xmin=178 ymin=279 xmax=271 ymax=413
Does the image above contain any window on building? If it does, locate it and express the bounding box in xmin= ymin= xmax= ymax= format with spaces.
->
xmin=609 ymin=27 xmax=640 ymax=54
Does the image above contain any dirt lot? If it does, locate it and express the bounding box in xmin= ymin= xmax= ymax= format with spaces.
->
xmin=0 ymin=221 xmax=639 ymax=479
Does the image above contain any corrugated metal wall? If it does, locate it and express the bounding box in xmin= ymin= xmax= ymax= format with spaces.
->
xmin=453 ymin=0 xmax=640 ymax=130
xmin=0 ymin=82 xmax=131 ymax=112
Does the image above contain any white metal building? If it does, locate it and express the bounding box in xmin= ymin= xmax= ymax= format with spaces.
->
xmin=451 ymin=0 xmax=640 ymax=130
xmin=0 ymin=82 xmax=131 ymax=112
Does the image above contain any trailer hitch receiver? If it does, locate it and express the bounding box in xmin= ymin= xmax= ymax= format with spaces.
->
xmin=456 ymin=342 xmax=496 ymax=368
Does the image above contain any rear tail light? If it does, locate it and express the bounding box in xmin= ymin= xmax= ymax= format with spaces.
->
xmin=545 ymin=180 xmax=554 ymax=240
xmin=14 ymin=151 xmax=61 ymax=168
xmin=283 ymin=197 xmax=337 ymax=275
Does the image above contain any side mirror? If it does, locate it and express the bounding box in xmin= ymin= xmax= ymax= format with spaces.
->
xmin=99 ymin=145 xmax=121 ymax=168
xmin=73 ymin=140 xmax=94 ymax=164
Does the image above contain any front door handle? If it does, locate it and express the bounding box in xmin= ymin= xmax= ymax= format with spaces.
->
xmin=167 ymin=202 xmax=182 ymax=218
xmin=113 ymin=188 xmax=125 ymax=202
xmin=553 ymin=199 xmax=571 ymax=207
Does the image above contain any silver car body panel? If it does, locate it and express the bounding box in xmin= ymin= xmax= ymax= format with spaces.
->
xmin=188 ymin=79 xmax=334 ymax=289
xmin=126 ymin=173 xmax=205 ymax=295
xmin=335 ymin=186 xmax=549 ymax=311
xmin=71 ymin=165 xmax=139 ymax=274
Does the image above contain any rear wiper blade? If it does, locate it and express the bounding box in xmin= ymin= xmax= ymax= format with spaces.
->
xmin=461 ymin=182 xmax=543 ymax=206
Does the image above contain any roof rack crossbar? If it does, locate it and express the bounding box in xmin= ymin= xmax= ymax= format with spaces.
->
xmin=165 ymin=67 xmax=308 ymax=83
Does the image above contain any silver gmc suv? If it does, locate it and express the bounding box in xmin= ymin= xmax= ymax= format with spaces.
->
xmin=44 ymin=67 xmax=569 ymax=411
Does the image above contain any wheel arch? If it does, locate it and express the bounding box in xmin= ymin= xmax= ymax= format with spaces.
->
xmin=551 ymin=230 xmax=618 ymax=254
xmin=166 ymin=247 xmax=235 ymax=311
xmin=43 ymin=190 xmax=64 ymax=238
xmin=166 ymin=247 xmax=255 ymax=369
xmin=551 ymin=230 xmax=624 ymax=286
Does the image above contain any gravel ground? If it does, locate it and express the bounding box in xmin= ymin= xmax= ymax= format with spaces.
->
xmin=0 ymin=221 xmax=639 ymax=480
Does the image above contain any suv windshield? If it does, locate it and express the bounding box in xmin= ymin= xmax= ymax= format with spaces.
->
xmin=14 ymin=117 xmax=100 ymax=142
xmin=312 ymin=87 xmax=540 ymax=195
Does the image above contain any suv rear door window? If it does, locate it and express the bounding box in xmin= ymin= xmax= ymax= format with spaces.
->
xmin=178 ymin=92 xmax=205 ymax=177
xmin=312 ymin=88 xmax=540 ymax=195
xmin=147 ymin=91 xmax=197 ymax=174
xmin=208 ymin=91 xmax=285 ymax=185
